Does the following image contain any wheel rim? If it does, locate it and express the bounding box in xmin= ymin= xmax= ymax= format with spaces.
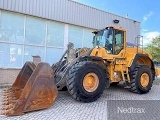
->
xmin=140 ymin=73 xmax=149 ymax=87
xmin=83 ymin=73 xmax=99 ymax=92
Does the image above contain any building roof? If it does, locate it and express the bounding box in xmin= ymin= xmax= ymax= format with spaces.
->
xmin=0 ymin=0 xmax=140 ymax=29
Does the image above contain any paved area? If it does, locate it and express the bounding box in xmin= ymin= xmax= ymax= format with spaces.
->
xmin=0 ymin=77 xmax=160 ymax=120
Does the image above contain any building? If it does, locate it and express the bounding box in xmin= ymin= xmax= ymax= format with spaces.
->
xmin=0 ymin=0 xmax=140 ymax=69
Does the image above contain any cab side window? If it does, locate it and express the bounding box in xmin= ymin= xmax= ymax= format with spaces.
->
xmin=115 ymin=30 xmax=124 ymax=54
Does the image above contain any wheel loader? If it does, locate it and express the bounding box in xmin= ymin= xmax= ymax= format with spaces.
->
xmin=1 ymin=26 xmax=160 ymax=116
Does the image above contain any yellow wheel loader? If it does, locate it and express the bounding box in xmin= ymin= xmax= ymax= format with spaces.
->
xmin=1 ymin=26 xmax=160 ymax=116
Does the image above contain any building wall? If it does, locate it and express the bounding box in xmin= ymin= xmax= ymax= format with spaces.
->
xmin=0 ymin=10 xmax=94 ymax=68
xmin=0 ymin=0 xmax=140 ymax=43
xmin=0 ymin=68 xmax=20 ymax=85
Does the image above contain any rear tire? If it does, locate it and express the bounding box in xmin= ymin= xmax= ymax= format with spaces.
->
xmin=129 ymin=65 xmax=153 ymax=94
xmin=66 ymin=61 xmax=108 ymax=102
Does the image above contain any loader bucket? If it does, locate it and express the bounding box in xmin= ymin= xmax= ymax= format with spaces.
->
xmin=1 ymin=62 xmax=58 ymax=116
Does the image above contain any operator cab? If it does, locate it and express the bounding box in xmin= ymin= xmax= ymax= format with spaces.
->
xmin=93 ymin=27 xmax=125 ymax=55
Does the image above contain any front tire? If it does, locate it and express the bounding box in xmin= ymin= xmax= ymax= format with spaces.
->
xmin=129 ymin=65 xmax=153 ymax=94
xmin=66 ymin=61 xmax=108 ymax=102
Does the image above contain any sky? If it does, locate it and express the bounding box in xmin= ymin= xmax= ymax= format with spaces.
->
xmin=75 ymin=0 xmax=160 ymax=45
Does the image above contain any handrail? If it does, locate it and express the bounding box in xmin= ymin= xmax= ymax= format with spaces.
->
xmin=135 ymin=35 xmax=143 ymax=53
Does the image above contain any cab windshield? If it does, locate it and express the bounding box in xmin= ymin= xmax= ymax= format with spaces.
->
xmin=93 ymin=29 xmax=110 ymax=47
xmin=93 ymin=27 xmax=124 ymax=55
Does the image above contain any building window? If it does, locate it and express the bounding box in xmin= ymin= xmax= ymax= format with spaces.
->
xmin=68 ymin=25 xmax=83 ymax=48
xmin=0 ymin=11 xmax=24 ymax=43
xmin=0 ymin=43 xmax=23 ymax=68
xmin=24 ymin=45 xmax=45 ymax=63
xmin=46 ymin=48 xmax=64 ymax=65
xmin=47 ymin=21 xmax=64 ymax=47
xmin=25 ymin=16 xmax=46 ymax=45
xmin=83 ymin=28 xmax=94 ymax=47
xmin=0 ymin=10 xmax=94 ymax=68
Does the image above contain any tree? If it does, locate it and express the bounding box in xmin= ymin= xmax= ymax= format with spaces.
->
xmin=144 ymin=36 xmax=160 ymax=61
